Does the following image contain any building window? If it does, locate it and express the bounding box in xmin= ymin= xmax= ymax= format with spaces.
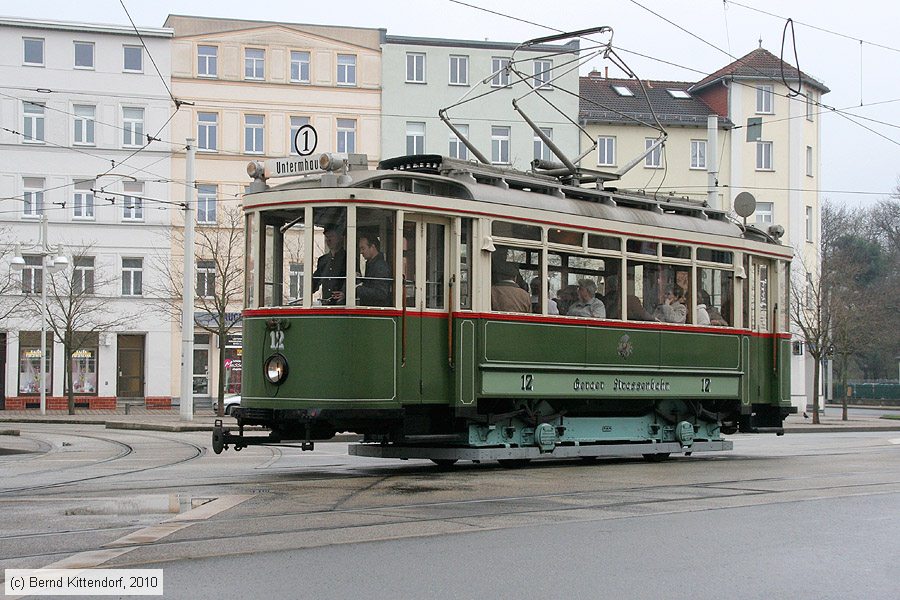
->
xmin=756 ymin=141 xmax=773 ymax=170
xmin=755 ymin=201 xmax=774 ymax=226
xmin=690 ymin=139 xmax=707 ymax=169
xmin=533 ymin=59 xmax=552 ymax=89
xmin=197 ymin=184 xmax=217 ymax=225
xmin=806 ymin=146 xmax=813 ymax=177
xmin=756 ymin=84 xmax=774 ymax=114
xmin=73 ymin=256 xmax=95 ymax=295
xmin=289 ymin=116 xmax=310 ymax=155
xmin=449 ymin=124 xmax=469 ymax=159
xmin=122 ymin=258 xmax=143 ymax=296
xmin=597 ymin=136 xmax=615 ymax=166
xmin=806 ymin=206 xmax=814 ymax=242
xmin=291 ymin=51 xmax=310 ymax=83
xmin=337 ymin=119 xmax=356 ymax=153
xmin=23 ymin=102 xmax=45 ymax=143
xmin=406 ymin=52 xmax=425 ymax=83
xmin=73 ymin=105 xmax=95 ymax=145
xmin=23 ymin=177 xmax=44 ymax=218
xmin=24 ymin=37 xmax=44 ymax=66
xmin=805 ymin=272 xmax=814 ymax=307
xmin=197 ymin=259 xmax=216 ymax=298
xmin=491 ymin=126 xmax=510 ymax=164
xmin=244 ymin=114 xmax=264 ymax=154
xmin=337 ymin=54 xmax=356 ymax=86
xmin=533 ymin=127 xmax=552 ymax=161
xmin=74 ymin=41 xmax=94 ymax=69
xmin=123 ymin=45 xmax=143 ymax=72
xmin=73 ymin=179 xmax=95 ymax=219
xmin=244 ymin=48 xmax=265 ymax=80
xmin=644 ymin=138 xmax=662 ymax=168
xmin=406 ymin=122 xmax=425 ymax=155
xmin=18 ymin=332 xmax=52 ymax=395
xmin=21 ymin=256 xmax=43 ymax=294
xmin=198 ymin=112 xmax=217 ymax=151
xmin=449 ymin=55 xmax=468 ymax=85
xmin=491 ymin=57 xmax=510 ymax=87
xmin=123 ymin=181 xmax=143 ymax=221
xmin=198 ymin=45 xmax=217 ymax=77
xmin=122 ymin=107 xmax=144 ymax=147
xmin=612 ymin=85 xmax=634 ymax=97
xmin=69 ymin=339 xmax=98 ymax=395
xmin=806 ymin=94 xmax=814 ymax=121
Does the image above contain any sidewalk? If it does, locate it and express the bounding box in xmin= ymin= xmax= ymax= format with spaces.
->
xmin=1 ymin=407 xmax=899 ymax=434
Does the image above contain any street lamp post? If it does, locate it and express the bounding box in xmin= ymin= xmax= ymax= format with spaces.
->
xmin=11 ymin=215 xmax=69 ymax=415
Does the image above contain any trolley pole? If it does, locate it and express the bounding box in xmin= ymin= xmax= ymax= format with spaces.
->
xmin=180 ymin=139 xmax=196 ymax=421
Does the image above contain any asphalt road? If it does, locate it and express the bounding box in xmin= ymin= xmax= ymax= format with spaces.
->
xmin=1 ymin=426 xmax=898 ymax=600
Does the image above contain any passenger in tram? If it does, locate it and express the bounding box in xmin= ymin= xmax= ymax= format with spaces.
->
xmin=696 ymin=292 xmax=712 ymax=326
xmin=603 ymin=276 xmax=620 ymax=319
xmin=356 ymin=234 xmax=393 ymax=306
xmin=311 ymin=225 xmax=346 ymax=305
xmin=530 ymin=278 xmax=560 ymax=314
xmin=626 ymin=294 xmax=656 ymax=321
xmin=491 ymin=262 xmax=531 ymax=313
xmin=653 ymin=286 xmax=687 ymax=324
xmin=567 ymin=279 xmax=606 ymax=318
xmin=555 ymin=284 xmax=579 ymax=315
xmin=701 ymin=289 xmax=729 ymax=326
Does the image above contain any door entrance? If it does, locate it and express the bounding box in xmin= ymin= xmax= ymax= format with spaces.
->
xmin=117 ymin=334 xmax=145 ymax=399
xmin=401 ymin=215 xmax=451 ymax=402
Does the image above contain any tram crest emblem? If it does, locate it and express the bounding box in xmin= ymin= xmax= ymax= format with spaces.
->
xmin=617 ymin=334 xmax=633 ymax=359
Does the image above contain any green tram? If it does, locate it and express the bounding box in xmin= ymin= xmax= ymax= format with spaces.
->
xmin=213 ymin=154 xmax=794 ymax=465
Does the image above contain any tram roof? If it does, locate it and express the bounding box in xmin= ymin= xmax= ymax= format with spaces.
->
xmin=251 ymin=154 xmax=785 ymax=248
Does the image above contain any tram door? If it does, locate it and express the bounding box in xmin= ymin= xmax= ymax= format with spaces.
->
xmin=401 ymin=215 xmax=451 ymax=403
xmin=746 ymin=256 xmax=774 ymax=401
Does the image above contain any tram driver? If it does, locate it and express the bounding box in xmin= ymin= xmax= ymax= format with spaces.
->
xmin=312 ymin=225 xmax=346 ymax=305
xmin=357 ymin=233 xmax=393 ymax=306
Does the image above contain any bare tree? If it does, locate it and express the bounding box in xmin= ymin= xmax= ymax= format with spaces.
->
xmin=154 ymin=205 xmax=244 ymax=417
xmin=0 ymin=226 xmax=27 ymax=322
xmin=21 ymin=245 xmax=133 ymax=414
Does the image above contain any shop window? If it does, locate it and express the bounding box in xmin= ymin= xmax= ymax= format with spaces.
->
xmin=18 ymin=331 xmax=52 ymax=395
xmin=68 ymin=333 xmax=98 ymax=395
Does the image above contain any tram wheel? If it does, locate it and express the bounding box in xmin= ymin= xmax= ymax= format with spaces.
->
xmin=641 ymin=453 xmax=670 ymax=463
xmin=430 ymin=459 xmax=458 ymax=468
xmin=497 ymin=459 xmax=531 ymax=469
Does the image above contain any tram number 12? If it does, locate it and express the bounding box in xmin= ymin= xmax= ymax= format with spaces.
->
xmin=270 ymin=330 xmax=285 ymax=350
xmin=521 ymin=373 xmax=534 ymax=392
xmin=700 ymin=377 xmax=711 ymax=393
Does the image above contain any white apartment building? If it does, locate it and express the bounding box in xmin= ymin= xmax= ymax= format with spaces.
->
xmin=164 ymin=15 xmax=384 ymax=404
xmin=382 ymin=36 xmax=581 ymax=170
xmin=0 ymin=17 xmax=175 ymax=409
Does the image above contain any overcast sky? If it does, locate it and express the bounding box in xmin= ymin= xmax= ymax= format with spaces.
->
xmin=5 ymin=0 xmax=898 ymax=208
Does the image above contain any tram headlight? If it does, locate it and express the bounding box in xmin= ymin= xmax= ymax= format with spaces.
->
xmin=264 ymin=354 xmax=289 ymax=385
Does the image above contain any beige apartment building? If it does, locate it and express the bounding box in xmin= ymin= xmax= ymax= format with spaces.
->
xmin=163 ymin=15 xmax=384 ymax=405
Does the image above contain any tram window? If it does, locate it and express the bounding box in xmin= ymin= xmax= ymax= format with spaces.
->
xmin=548 ymin=228 xmax=583 ymax=247
xmin=280 ymin=211 xmax=306 ymax=306
xmin=245 ymin=212 xmax=257 ymax=308
xmin=263 ymin=223 xmax=280 ymax=307
xmin=626 ymin=239 xmax=658 ymax=256
xmin=403 ymin=221 xmax=416 ymax=308
xmin=547 ymin=252 xmax=621 ymax=318
xmin=312 ymin=207 xmax=346 ymax=306
xmin=492 ymin=220 xmax=542 ymax=242
xmin=357 ymin=208 xmax=396 ymax=307
xmin=491 ymin=245 xmax=539 ymax=313
xmin=426 ymin=223 xmax=445 ymax=309
xmin=588 ymin=234 xmax=621 ymax=252
xmin=625 ymin=261 xmax=662 ymax=321
xmin=459 ymin=218 xmax=472 ymax=310
xmin=662 ymin=244 xmax=691 ymax=259
xmin=697 ymin=248 xmax=734 ymax=265
xmin=779 ymin=262 xmax=789 ymax=331
xmin=698 ymin=267 xmax=733 ymax=326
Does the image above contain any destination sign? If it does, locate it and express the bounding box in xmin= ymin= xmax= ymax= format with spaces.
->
xmin=482 ymin=372 xmax=740 ymax=398
xmin=263 ymin=156 xmax=323 ymax=179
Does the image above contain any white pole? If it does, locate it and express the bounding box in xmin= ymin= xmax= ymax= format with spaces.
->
xmin=40 ymin=215 xmax=48 ymax=415
xmin=707 ymin=115 xmax=719 ymax=209
xmin=180 ymin=139 xmax=196 ymax=421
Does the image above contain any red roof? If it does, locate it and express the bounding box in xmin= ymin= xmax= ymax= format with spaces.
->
xmin=690 ymin=48 xmax=829 ymax=94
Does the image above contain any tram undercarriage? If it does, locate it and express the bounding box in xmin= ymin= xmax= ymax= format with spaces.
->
xmin=210 ymin=398 xmax=788 ymax=464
